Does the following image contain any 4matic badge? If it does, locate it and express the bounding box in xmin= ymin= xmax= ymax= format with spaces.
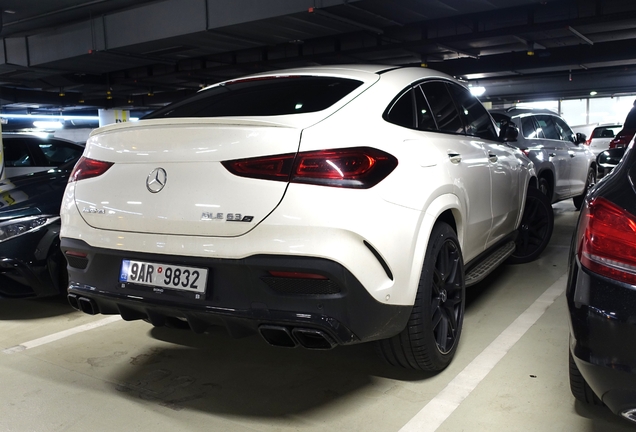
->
xmin=201 ymin=212 xmax=254 ymax=222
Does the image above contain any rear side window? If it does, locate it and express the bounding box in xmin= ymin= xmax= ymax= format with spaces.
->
xmin=39 ymin=141 xmax=83 ymax=165
xmin=3 ymin=139 xmax=35 ymax=167
xmin=553 ymin=117 xmax=576 ymax=142
xmin=446 ymin=83 xmax=498 ymax=141
xmin=420 ymin=81 xmax=464 ymax=134
xmin=385 ymin=88 xmax=415 ymax=128
xmin=414 ymin=86 xmax=437 ymax=131
xmin=521 ymin=116 xmax=543 ymax=139
xmin=145 ymin=76 xmax=363 ymax=118
xmin=535 ymin=115 xmax=561 ymax=140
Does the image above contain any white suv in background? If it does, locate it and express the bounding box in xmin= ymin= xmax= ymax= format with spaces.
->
xmin=60 ymin=65 xmax=552 ymax=372
xmin=490 ymin=108 xmax=596 ymax=209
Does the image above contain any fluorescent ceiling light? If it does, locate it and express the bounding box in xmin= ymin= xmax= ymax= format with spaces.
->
xmin=33 ymin=121 xmax=63 ymax=129
xmin=470 ymin=86 xmax=486 ymax=96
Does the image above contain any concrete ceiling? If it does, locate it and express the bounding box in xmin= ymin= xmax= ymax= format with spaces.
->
xmin=0 ymin=0 xmax=635 ymax=114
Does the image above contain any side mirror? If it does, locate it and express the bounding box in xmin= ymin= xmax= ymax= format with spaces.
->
xmin=576 ymin=132 xmax=587 ymax=144
xmin=502 ymin=124 xmax=519 ymax=142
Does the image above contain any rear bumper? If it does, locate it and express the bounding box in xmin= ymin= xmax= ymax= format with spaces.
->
xmin=567 ymin=257 xmax=636 ymax=415
xmin=61 ymin=237 xmax=411 ymax=346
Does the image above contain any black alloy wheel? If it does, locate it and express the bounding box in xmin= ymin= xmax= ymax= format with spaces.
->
xmin=508 ymin=187 xmax=554 ymax=264
xmin=430 ymin=235 xmax=464 ymax=355
xmin=376 ymin=222 xmax=465 ymax=371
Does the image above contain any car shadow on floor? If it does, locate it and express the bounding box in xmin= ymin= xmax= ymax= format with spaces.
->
xmin=0 ymin=295 xmax=76 ymax=320
xmin=107 ymin=324 xmax=436 ymax=417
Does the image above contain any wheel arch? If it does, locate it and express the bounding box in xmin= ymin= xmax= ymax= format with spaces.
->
xmin=404 ymin=193 xmax=463 ymax=307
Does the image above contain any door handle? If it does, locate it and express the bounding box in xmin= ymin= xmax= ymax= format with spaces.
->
xmin=549 ymin=153 xmax=557 ymax=157
xmin=488 ymin=153 xmax=498 ymax=163
xmin=569 ymin=153 xmax=575 ymax=158
xmin=448 ymin=152 xmax=461 ymax=164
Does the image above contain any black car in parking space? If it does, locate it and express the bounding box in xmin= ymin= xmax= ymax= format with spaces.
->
xmin=0 ymin=162 xmax=75 ymax=298
xmin=567 ymin=139 xmax=636 ymax=424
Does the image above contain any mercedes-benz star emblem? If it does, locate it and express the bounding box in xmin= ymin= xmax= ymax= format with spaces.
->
xmin=146 ymin=168 xmax=167 ymax=193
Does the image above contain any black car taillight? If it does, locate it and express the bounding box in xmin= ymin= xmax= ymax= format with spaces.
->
xmin=577 ymin=197 xmax=636 ymax=285
xmin=222 ymin=147 xmax=397 ymax=189
xmin=69 ymin=156 xmax=114 ymax=182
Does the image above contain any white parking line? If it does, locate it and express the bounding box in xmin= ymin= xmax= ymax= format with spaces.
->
xmin=399 ymin=272 xmax=568 ymax=432
xmin=3 ymin=315 xmax=122 ymax=354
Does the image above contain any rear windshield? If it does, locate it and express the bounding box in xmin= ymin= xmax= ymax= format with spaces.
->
xmin=145 ymin=76 xmax=363 ymax=119
xmin=592 ymin=125 xmax=622 ymax=138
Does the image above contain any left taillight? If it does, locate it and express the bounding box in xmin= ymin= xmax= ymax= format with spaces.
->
xmin=222 ymin=147 xmax=397 ymax=189
xmin=577 ymin=196 xmax=636 ymax=285
xmin=69 ymin=157 xmax=114 ymax=182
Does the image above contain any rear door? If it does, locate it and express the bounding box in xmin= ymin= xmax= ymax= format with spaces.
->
xmin=535 ymin=114 xmax=570 ymax=198
xmin=553 ymin=116 xmax=588 ymax=195
xmin=446 ymin=83 xmax=521 ymax=248
xmin=417 ymin=81 xmax=493 ymax=261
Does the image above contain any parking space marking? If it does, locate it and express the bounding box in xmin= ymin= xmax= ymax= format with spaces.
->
xmin=399 ymin=272 xmax=568 ymax=432
xmin=3 ymin=315 xmax=122 ymax=354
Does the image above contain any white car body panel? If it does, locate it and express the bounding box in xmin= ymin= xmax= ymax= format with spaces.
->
xmin=76 ymin=120 xmax=303 ymax=236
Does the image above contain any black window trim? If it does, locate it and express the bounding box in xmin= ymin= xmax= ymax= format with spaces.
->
xmin=383 ymin=77 xmax=501 ymax=141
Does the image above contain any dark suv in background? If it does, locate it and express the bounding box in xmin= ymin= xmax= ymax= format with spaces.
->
xmin=491 ymin=108 xmax=596 ymax=209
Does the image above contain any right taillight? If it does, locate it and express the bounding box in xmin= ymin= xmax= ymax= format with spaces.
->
xmin=577 ymin=197 xmax=636 ymax=285
xmin=69 ymin=157 xmax=114 ymax=182
xmin=222 ymin=147 xmax=397 ymax=189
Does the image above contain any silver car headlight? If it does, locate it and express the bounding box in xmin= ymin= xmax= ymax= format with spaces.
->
xmin=0 ymin=215 xmax=60 ymax=243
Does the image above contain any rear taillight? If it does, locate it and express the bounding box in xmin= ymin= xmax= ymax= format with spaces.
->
xmin=222 ymin=147 xmax=397 ymax=188
xmin=69 ymin=157 xmax=114 ymax=182
xmin=577 ymin=197 xmax=636 ymax=285
xmin=585 ymin=136 xmax=592 ymax=146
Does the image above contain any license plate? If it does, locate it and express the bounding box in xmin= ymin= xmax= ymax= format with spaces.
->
xmin=119 ymin=259 xmax=207 ymax=293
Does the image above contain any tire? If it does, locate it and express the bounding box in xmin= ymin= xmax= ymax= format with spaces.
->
xmin=538 ymin=177 xmax=551 ymax=201
xmin=569 ymin=351 xmax=603 ymax=405
xmin=376 ymin=222 xmax=465 ymax=371
xmin=573 ymin=167 xmax=596 ymax=211
xmin=508 ymin=187 xmax=554 ymax=264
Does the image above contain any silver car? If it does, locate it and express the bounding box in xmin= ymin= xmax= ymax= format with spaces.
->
xmin=491 ymin=108 xmax=596 ymax=210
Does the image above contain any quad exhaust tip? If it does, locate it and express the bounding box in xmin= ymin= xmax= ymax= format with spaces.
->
xmin=67 ymin=294 xmax=99 ymax=315
xmin=259 ymin=325 xmax=336 ymax=350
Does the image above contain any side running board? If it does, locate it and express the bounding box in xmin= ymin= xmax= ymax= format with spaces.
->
xmin=465 ymin=241 xmax=516 ymax=287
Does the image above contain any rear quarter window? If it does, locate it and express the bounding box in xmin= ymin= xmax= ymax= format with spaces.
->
xmin=145 ymin=76 xmax=363 ymax=118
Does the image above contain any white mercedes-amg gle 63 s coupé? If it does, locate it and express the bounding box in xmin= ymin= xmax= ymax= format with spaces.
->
xmin=60 ymin=65 xmax=552 ymax=371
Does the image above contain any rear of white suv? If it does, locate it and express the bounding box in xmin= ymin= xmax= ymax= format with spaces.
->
xmin=61 ymin=65 xmax=545 ymax=371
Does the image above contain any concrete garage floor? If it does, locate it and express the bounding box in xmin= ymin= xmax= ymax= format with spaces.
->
xmin=1 ymin=202 xmax=634 ymax=432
